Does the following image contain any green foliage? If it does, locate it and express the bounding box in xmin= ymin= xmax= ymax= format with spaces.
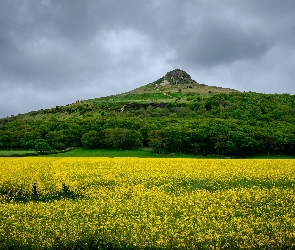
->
xmin=1 ymin=88 xmax=295 ymax=157
xmin=0 ymin=131 xmax=10 ymax=148
xmin=34 ymin=139 xmax=52 ymax=154
xmin=102 ymin=128 xmax=142 ymax=150
xmin=45 ymin=130 xmax=66 ymax=150
xmin=81 ymin=130 xmax=101 ymax=148
xmin=148 ymin=130 xmax=165 ymax=154
xmin=20 ymin=131 xmax=41 ymax=149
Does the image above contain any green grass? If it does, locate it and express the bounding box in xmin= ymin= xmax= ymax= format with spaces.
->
xmin=42 ymin=148 xmax=295 ymax=159
xmin=0 ymin=150 xmax=37 ymax=156
xmin=42 ymin=147 xmax=216 ymax=158
xmin=120 ymin=93 xmax=172 ymax=102
xmin=2 ymin=148 xmax=294 ymax=159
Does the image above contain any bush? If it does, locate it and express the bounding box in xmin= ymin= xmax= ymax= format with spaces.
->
xmin=81 ymin=130 xmax=101 ymax=148
xmin=34 ymin=139 xmax=52 ymax=154
xmin=103 ymin=128 xmax=142 ymax=150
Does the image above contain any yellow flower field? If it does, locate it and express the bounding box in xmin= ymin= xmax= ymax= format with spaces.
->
xmin=0 ymin=157 xmax=294 ymax=249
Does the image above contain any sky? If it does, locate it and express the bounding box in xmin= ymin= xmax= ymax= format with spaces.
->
xmin=1 ymin=0 xmax=295 ymax=118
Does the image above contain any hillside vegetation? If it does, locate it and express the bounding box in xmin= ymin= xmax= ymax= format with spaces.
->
xmin=1 ymin=69 xmax=295 ymax=157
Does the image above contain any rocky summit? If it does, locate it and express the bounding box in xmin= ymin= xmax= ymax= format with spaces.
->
xmin=163 ymin=69 xmax=198 ymax=85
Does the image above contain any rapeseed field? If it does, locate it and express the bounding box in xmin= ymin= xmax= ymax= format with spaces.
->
xmin=0 ymin=158 xmax=294 ymax=249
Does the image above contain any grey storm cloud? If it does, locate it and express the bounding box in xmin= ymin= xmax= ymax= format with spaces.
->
xmin=179 ymin=18 xmax=274 ymax=67
xmin=1 ymin=0 xmax=295 ymax=117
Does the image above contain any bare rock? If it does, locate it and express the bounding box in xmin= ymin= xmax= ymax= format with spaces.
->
xmin=164 ymin=69 xmax=198 ymax=85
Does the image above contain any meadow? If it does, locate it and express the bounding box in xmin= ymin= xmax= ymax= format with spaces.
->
xmin=0 ymin=157 xmax=294 ymax=249
xmin=41 ymin=148 xmax=222 ymax=158
xmin=0 ymin=150 xmax=38 ymax=157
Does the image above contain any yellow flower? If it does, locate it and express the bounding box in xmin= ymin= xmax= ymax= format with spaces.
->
xmin=0 ymin=157 xmax=294 ymax=249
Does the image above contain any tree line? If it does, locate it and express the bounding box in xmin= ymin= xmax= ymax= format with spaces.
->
xmin=1 ymin=115 xmax=295 ymax=157
xmin=1 ymin=91 xmax=295 ymax=156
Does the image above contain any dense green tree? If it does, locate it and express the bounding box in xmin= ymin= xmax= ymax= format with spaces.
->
xmin=148 ymin=130 xmax=165 ymax=154
xmin=103 ymin=128 xmax=142 ymax=150
xmin=34 ymin=139 xmax=52 ymax=154
xmin=81 ymin=131 xmax=101 ymax=149
xmin=0 ymin=131 xmax=11 ymax=148
xmin=46 ymin=131 xmax=67 ymax=150
xmin=162 ymin=126 xmax=191 ymax=153
xmin=21 ymin=131 xmax=42 ymax=149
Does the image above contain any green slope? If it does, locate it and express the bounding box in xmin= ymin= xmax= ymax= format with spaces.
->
xmin=1 ymin=69 xmax=295 ymax=158
xmin=1 ymin=69 xmax=239 ymax=121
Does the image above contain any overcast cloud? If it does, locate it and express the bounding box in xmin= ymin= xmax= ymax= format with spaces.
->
xmin=1 ymin=0 xmax=295 ymax=118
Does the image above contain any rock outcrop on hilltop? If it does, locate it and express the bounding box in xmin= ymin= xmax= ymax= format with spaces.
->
xmin=164 ymin=69 xmax=198 ymax=85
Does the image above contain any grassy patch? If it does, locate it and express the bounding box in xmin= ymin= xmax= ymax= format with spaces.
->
xmin=42 ymin=148 xmax=220 ymax=158
xmin=42 ymin=148 xmax=295 ymax=159
xmin=0 ymin=150 xmax=38 ymax=157
xmin=2 ymin=149 xmax=293 ymax=159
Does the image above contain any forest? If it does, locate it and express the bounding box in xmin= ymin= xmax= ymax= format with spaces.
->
xmin=1 ymin=90 xmax=295 ymax=157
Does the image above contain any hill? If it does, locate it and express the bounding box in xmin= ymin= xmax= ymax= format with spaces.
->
xmin=124 ymin=69 xmax=238 ymax=95
xmin=1 ymin=69 xmax=295 ymax=157
xmin=1 ymin=69 xmax=239 ymax=121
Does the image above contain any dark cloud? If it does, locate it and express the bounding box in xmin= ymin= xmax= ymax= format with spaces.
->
xmin=178 ymin=18 xmax=274 ymax=67
xmin=1 ymin=0 xmax=295 ymax=118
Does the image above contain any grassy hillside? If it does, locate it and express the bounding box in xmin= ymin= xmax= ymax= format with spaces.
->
xmin=1 ymin=69 xmax=238 ymax=121
xmin=1 ymin=69 xmax=295 ymax=157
